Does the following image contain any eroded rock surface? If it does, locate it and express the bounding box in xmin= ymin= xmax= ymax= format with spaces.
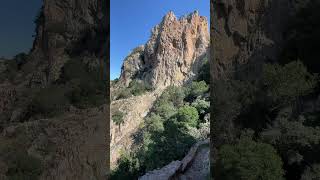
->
xmin=118 ymin=11 xmax=209 ymax=89
xmin=212 ymin=0 xmax=294 ymax=79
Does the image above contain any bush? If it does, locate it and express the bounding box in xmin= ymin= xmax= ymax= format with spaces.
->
xmin=186 ymin=81 xmax=209 ymax=101
xmin=116 ymin=89 xmax=131 ymax=100
xmin=128 ymin=80 xmax=152 ymax=96
xmin=215 ymin=131 xmax=284 ymax=180
xmin=262 ymin=61 xmax=317 ymax=105
xmin=112 ymin=110 xmax=125 ymax=127
xmin=197 ymin=58 xmax=210 ymax=84
xmin=153 ymin=101 xmax=176 ymax=120
xmin=61 ymin=59 xmax=105 ymax=108
xmin=191 ymin=98 xmax=210 ymax=115
xmin=145 ymin=113 xmax=164 ymax=133
xmin=177 ymin=105 xmax=199 ymax=127
xmin=110 ymin=152 xmax=141 ymax=180
xmin=31 ymin=85 xmax=69 ymax=117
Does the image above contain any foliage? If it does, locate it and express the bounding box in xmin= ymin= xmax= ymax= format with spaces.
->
xmin=262 ymin=61 xmax=318 ymax=105
xmin=31 ymin=85 xmax=69 ymax=117
xmin=112 ymin=110 xmax=125 ymax=126
xmin=128 ymin=80 xmax=152 ymax=96
xmin=115 ymin=80 xmax=152 ymax=100
xmin=145 ymin=113 xmax=164 ymax=133
xmin=186 ymin=81 xmax=209 ymax=100
xmin=62 ymin=58 xmax=105 ymax=108
xmin=177 ymin=105 xmax=199 ymax=127
xmin=197 ymin=58 xmax=210 ymax=84
xmin=215 ymin=131 xmax=285 ymax=180
xmin=191 ymin=98 xmax=210 ymax=115
xmin=110 ymin=152 xmax=141 ymax=180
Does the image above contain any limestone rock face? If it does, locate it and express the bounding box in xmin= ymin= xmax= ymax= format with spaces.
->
xmin=212 ymin=0 xmax=294 ymax=79
xmin=30 ymin=0 xmax=106 ymax=84
xmin=119 ymin=11 xmax=209 ymax=89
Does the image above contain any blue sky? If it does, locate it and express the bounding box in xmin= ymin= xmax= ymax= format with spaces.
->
xmin=0 ymin=0 xmax=42 ymax=58
xmin=111 ymin=0 xmax=210 ymax=79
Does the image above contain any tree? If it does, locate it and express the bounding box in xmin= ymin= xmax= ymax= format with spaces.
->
xmin=145 ymin=113 xmax=164 ymax=133
xmin=177 ymin=105 xmax=199 ymax=127
xmin=191 ymin=98 xmax=210 ymax=115
xmin=215 ymin=130 xmax=285 ymax=180
xmin=112 ymin=110 xmax=125 ymax=129
xmin=186 ymin=81 xmax=209 ymax=100
xmin=262 ymin=61 xmax=317 ymax=107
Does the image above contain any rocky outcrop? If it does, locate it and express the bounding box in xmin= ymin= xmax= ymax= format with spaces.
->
xmin=139 ymin=139 xmax=209 ymax=180
xmin=111 ymin=11 xmax=209 ymax=168
xmin=0 ymin=0 xmax=108 ymax=179
xmin=30 ymin=0 xmax=106 ymax=84
xmin=212 ymin=0 xmax=294 ymax=79
xmin=118 ymin=11 xmax=209 ymax=89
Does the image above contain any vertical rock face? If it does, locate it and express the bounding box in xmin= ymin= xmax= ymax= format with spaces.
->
xmin=212 ymin=0 xmax=294 ymax=79
xmin=119 ymin=11 xmax=209 ymax=89
xmin=31 ymin=0 xmax=106 ymax=84
xmin=0 ymin=0 xmax=108 ymax=180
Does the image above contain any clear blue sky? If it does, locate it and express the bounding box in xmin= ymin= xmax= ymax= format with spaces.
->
xmin=111 ymin=0 xmax=210 ymax=80
xmin=0 ymin=0 xmax=42 ymax=59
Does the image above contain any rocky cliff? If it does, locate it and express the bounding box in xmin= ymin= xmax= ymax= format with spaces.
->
xmin=117 ymin=11 xmax=209 ymax=89
xmin=29 ymin=0 xmax=106 ymax=85
xmin=0 ymin=0 xmax=107 ymax=180
xmin=212 ymin=0 xmax=294 ymax=80
xmin=111 ymin=11 xmax=209 ymax=169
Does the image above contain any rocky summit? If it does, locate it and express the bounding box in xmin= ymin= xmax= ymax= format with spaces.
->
xmin=117 ymin=11 xmax=209 ymax=89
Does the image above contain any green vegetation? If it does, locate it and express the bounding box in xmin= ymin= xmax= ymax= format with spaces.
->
xmin=112 ymin=110 xmax=125 ymax=128
xmin=116 ymin=80 xmax=152 ymax=100
xmin=31 ymin=85 xmax=69 ymax=117
xmin=29 ymin=58 xmax=106 ymax=117
xmin=177 ymin=105 xmax=199 ymax=127
xmin=215 ymin=131 xmax=284 ymax=180
xmin=212 ymin=59 xmax=320 ymax=180
xmin=111 ymin=76 xmax=210 ymax=179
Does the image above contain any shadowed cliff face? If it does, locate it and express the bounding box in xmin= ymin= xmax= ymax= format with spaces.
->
xmin=30 ymin=0 xmax=106 ymax=85
xmin=212 ymin=0 xmax=294 ymax=80
xmin=118 ymin=11 xmax=209 ymax=89
xmin=0 ymin=0 xmax=108 ymax=180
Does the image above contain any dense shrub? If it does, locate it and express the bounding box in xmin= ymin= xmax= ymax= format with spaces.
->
xmin=112 ymin=110 xmax=125 ymax=128
xmin=262 ymin=61 xmax=318 ymax=105
xmin=128 ymin=80 xmax=152 ymax=96
xmin=110 ymin=152 xmax=141 ymax=180
xmin=61 ymin=58 xmax=105 ymax=108
xmin=215 ymin=131 xmax=284 ymax=180
xmin=177 ymin=105 xmax=199 ymax=127
xmin=31 ymin=85 xmax=69 ymax=117
xmin=186 ymin=81 xmax=209 ymax=101
xmin=197 ymin=58 xmax=210 ymax=84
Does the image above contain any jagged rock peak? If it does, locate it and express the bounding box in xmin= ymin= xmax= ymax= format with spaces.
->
xmin=118 ymin=11 xmax=209 ymax=89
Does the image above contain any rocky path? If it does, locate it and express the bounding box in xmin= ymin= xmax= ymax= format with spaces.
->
xmin=176 ymin=145 xmax=210 ymax=180
xmin=139 ymin=139 xmax=210 ymax=180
